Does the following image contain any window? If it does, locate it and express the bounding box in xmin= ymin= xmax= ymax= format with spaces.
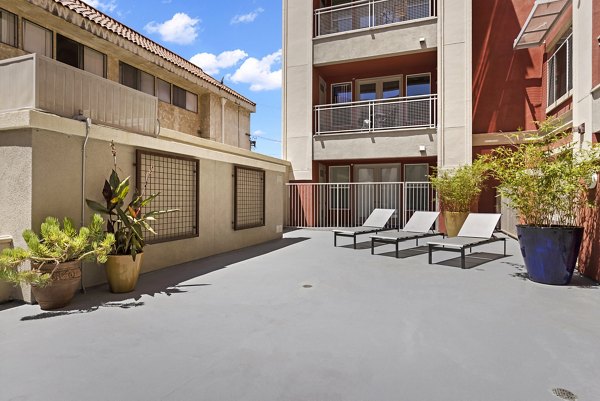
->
xmin=157 ymin=78 xmax=171 ymax=103
xmin=173 ymin=85 xmax=198 ymax=112
xmin=234 ymin=166 xmax=265 ymax=230
xmin=329 ymin=166 xmax=350 ymax=209
xmin=331 ymin=82 xmax=352 ymax=103
xmin=357 ymin=76 xmax=403 ymax=100
xmin=547 ymin=32 xmax=572 ymax=107
xmin=406 ymin=74 xmax=431 ymax=96
xmin=119 ymin=62 xmax=155 ymax=95
xmin=56 ymin=34 xmax=106 ymax=77
xmin=0 ymin=8 xmax=17 ymax=47
xmin=136 ymin=150 xmax=199 ymax=243
xmin=23 ymin=20 xmax=52 ymax=57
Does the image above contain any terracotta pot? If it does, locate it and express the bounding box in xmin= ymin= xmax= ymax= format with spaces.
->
xmin=31 ymin=260 xmax=81 ymax=310
xmin=443 ymin=211 xmax=469 ymax=237
xmin=105 ymin=253 xmax=143 ymax=293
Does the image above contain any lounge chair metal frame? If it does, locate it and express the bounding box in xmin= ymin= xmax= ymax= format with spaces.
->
xmin=427 ymin=213 xmax=507 ymax=269
xmin=372 ymin=230 xmax=444 ymax=258
xmin=428 ymin=236 xmax=506 ymax=269
xmin=333 ymin=208 xmax=396 ymax=249
xmin=369 ymin=211 xmax=444 ymax=258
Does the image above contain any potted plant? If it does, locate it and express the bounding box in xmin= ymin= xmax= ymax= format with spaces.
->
xmin=429 ymin=159 xmax=489 ymax=236
xmin=488 ymin=118 xmax=600 ymax=285
xmin=87 ymin=145 xmax=176 ymax=293
xmin=0 ymin=215 xmax=114 ymax=310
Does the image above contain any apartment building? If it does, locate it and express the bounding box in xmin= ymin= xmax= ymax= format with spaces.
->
xmin=283 ymin=0 xmax=600 ymax=276
xmin=0 ymin=0 xmax=290 ymax=303
xmin=283 ymin=0 xmax=599 ymax=193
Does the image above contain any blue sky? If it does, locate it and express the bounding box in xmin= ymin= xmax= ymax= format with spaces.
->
xmin=87 ymin=0 xmax=283 ymax=158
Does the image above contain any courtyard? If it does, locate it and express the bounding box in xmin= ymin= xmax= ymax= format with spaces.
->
xmin=1 ymin=229 xmax=599 ymax=401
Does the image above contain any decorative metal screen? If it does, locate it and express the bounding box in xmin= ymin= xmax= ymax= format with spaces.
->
xmin=234 ymin=166 xmax=265 ymax=230
xmin=136 ymin=150 xmax=199 ymax=243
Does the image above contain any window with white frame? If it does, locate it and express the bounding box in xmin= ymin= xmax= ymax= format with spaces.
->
xmin=357 ymin=76 xmax=402 ymax=100
xmin=547 ymin=31 xmax=572 ymax=107
xmin=0 ymin=8 xmax=17 ymax=47
xmin=331 ymin=82 xmax=352 ymax=103
xmin=23 ymin=20 xmax=53 ymax=57
xmin=157 ymin=78 xmax=171 ymax=103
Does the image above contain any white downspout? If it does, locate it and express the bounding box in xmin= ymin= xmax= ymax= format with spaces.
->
xmin=74 ymin=114 xmax=92 ymax=293
xmin=221 ymin=97 xmax=227 ymax=144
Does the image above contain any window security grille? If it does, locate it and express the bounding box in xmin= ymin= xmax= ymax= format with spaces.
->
xmin=234 ymin=166 xmax=266 ymax=230
xmin=136 ymin=150 xmax=199 ymax=243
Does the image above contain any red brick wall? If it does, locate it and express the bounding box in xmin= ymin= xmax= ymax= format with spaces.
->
xmin=472 ymin=0 xmax=544 ymax=134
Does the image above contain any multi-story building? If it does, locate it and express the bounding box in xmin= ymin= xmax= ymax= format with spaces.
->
xmin=0 ymin=0 xmax=289 ymax=304
xmin=282 ymin=0 xmax=600 ymax=273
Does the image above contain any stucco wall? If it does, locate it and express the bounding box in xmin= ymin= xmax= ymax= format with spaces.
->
xmin=0 ymin=110 xmax=288 ymax=303
xmin=0 ymin=0 xmax=255 ymax=149
xmin=313 ymin=18 xmax=437 ymax=66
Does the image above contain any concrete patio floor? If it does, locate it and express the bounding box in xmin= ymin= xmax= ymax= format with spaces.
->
xmin=1 ymin=229 xmax=600 ymax=401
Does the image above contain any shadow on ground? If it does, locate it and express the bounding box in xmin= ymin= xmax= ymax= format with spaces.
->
xmin=17 ymin=236 xmax=309 ymax=321
xmin=376 ymin=245 xmax=430 ymax=259
xmin=504 ymin=261 xmax=599 ymax=289
xmin=430 ymin=252 xmax=510 ymax=269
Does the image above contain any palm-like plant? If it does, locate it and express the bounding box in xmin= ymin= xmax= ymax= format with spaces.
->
xmin=86 ymin=169 xmax=176 ymax=260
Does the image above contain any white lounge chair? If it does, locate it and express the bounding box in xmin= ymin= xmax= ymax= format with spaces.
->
xmin=370 ymin=211 xmax=443 ymax=258
xmin=427 ymin=213 xmax=506 ymax=269
xmin=333 ymin=208 xmax=396 ymax=249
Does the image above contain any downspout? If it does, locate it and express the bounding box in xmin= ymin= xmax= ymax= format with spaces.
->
xmin=221 ymin=97 xmax=227 ymax=144
xmin=74 ymin=114 xmax=92 ymax=293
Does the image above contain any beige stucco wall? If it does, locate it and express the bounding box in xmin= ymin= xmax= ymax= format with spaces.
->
xmin=313 ymin=129 xmax=437 ymax=160
xmin=283 ymin=0 xmax=315 ymax=181
xmin=0 ymin=0 xmax=254 ymax=149
xmin=313 ymin=17 xmax=438 ymax=66
xmin=0 ymin=110 xmax=289 ymax=303
xmin=437 ymin=0 xmax=472 ymax=168
xmin=573 ymin=0 xmax=599 ymax=143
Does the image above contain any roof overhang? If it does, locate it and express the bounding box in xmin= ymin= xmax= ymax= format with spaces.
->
xmin=513 ymin=0 xmax=571 ymax=49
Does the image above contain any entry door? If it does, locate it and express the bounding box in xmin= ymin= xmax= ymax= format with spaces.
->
xmin=354 ymin=164 xmax=400 ymax=223
xmin=404 ymin=163 xmax=431 ymax=223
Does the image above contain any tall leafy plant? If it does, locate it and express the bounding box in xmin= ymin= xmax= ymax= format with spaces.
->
xmin=487 ymin=118 xmax=600 ymax=227
xmin=86 ymin=142 xmax=177 ymax=260
xmin=429 ymin=158 xmax=489 ymax=213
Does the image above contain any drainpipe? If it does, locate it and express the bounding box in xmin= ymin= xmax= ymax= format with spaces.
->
xmin=221 ymin=97 xmax=227 ymax=144
xmin=74 ymin=113 xmax=92 ymax=293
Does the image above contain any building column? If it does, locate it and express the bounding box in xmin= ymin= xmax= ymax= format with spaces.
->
xmin=437 ymin=0 xmax=473 ymax=168
xmin=283 ymin=0 xmax=314 ymax=180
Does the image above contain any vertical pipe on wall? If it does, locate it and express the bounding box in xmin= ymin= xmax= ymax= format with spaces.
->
xmin=74 ymin=115 xmax=92 ymax=293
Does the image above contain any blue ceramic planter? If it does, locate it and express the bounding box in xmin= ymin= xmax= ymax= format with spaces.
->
xmin=516 ymin=225 xmax=584 ymax=285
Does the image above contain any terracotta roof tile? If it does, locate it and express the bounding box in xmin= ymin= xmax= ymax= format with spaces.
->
xmin=53 ymin=0 xmax=255 ymax=107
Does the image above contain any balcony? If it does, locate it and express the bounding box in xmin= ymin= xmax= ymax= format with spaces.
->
xmin=0 ymin=54 xmax=158 ymax=136
xmin=315 ymin=94 xmax=437 ymax=135
xmin=314 ymin=0 xmax=437 ymax=37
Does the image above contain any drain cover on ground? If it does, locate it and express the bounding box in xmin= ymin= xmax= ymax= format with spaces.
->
xmin=552 ymin=388 xmax=577 ymax=401
xmin=302 ymin=284 xmax=312 ymax=288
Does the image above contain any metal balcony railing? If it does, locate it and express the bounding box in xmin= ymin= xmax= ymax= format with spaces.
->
xmin=315 ymin=0 xmax=436 ymax=37
xmin=0 ymin=54 xmax=158 ymax=136
xmin=315 ymin=94 xmax=437 ymax=135
xmin=286 ymin=182 xmax=436 ymax=228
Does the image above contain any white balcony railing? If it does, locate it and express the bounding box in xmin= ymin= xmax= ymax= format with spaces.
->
xmin=315 ymin=0 xmax=436 ymax=37
xmin=286 ymin=182 xmax=436 ymax=228
xmin=0 ymin=54 xmax=158 ymax=136
xmin=315 ymin=94 xmax=437 ymax=135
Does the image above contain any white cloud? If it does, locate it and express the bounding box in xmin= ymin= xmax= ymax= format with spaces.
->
xmin=231 ymin=8 xmax=264 ymax=24
xmin=145 ymin=13 xmax=200 ymax=45
xmin=190 ymin=50 xmax=248 ymax=76
xmin=253 ymin=130 xmax=265 ymax=137
xmin=229 ymin=50 xmax=282 ymax=91
xmin=86 ymin=0 xmax=117 ymax=12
